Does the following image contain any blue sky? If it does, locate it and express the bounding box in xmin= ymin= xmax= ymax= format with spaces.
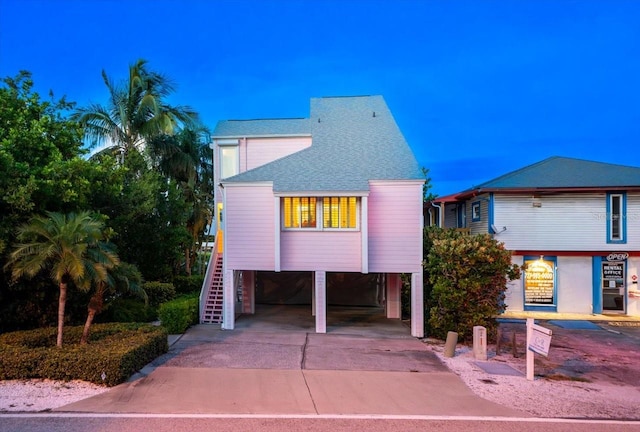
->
xmin=1 ymin=0 xmax=639 ymax=196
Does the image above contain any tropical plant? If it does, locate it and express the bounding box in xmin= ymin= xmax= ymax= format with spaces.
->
xmin=4 ymin=212 xmax=119 ymax=347
xmin=148 ymin=128 xmax=213 ymax=274
xmin=80 ymin=261 xmax=145 ymax=344
xmin=424 ymin=227 xmax=521 ymax=342
xmin=72 ymin=59 xmax=198 ymax=161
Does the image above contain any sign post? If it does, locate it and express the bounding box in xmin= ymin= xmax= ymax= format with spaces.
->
xmin=526 ymin=318 xmax=552 ymax=381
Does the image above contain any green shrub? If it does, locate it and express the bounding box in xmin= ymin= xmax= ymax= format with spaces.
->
xmin=0 ymin=323 xmax=168 ymax=386
xmin=99 ymin=298 xmax=156 ymax=323
xmin=424 ymin=227 xmax=521 ymax=342
xmin=158 ymin=293 xmax=199 ymax=334
xmin=143 ymin=282 xmax=176 ymax=307
xmin=173 ymin=275 xmax=204 ymax=295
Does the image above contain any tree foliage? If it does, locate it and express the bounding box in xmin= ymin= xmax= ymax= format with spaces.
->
xmin=0 ymin=64 xmax=213 ymax=334
xmin=424 ymin=227 xmax=521 ymax=342
xmin=4 ymin=212 xmax=119 ymax=347
xmin=72 ymin=59 xmax=198 ymax=159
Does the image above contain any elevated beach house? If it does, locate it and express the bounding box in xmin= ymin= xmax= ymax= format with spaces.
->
xmin=429 ymin=157 xmax=640 ymax=317
xmin=200 ymin=96 xmax=425 ymax=336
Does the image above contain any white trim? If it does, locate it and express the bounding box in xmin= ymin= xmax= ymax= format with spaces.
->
xmin=361 ymin=196 xmax=368 ymax=274
xmin=273 ymin=191 xmax=369 ymax=197
xmin=274 ymin=197 xmax=281 ymax=272
xmin=216 ymin=138 xmax=240 ymax=146
xmin=369 ymin=179 xmax=425 ymax=186
xmin=221 ymin=181 xmax=274 ymax=188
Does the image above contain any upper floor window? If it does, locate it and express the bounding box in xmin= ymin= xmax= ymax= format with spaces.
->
xmin=283 ymin=197 xmax=317 ymax=228
xmin=607 ymin=192 xmax=626 ymax=243
xmin=323 ymin=197 xmax=357 ymax=229
xmin=471 ymin=201 xmax=481 ymax=222
xmin=282 ymin=196 xmax=358 ymax=230
xmin=220 ymin=144 xmax=239 ymax=179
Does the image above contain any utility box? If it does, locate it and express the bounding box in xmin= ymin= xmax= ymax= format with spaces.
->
xmin=473 ymin=326 xmax=487 ymax=360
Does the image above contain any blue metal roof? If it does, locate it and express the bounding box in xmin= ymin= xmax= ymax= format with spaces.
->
xmin=217 ymin=96 xmax=423 ymax=192
xmin=474 ymin=156 xmax=640 ymax=189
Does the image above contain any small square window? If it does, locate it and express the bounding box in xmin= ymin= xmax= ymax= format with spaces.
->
xmin=471 ymin=201 xmax=481 ymax=222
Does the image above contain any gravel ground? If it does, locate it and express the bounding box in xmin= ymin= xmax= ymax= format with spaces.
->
xmin=430 ymin=341 xmax=640 ymax=420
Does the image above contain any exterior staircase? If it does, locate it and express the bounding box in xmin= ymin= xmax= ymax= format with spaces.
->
xmin=200 ymin=233 xmax=224 ymax=324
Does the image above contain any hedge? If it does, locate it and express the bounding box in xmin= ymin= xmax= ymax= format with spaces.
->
xmin=158 ymin=293 xmax=199 ymax=334
xmin=0 ymin=323 xmax=168 ymax=386
xmin=143 ymin=281 xmax=177 ymax=307
xmin=173 ymin=275 xmax=204 ymax=295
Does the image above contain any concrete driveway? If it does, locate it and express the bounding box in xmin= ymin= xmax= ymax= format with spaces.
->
xmin=58 ymin=305 xmax=527 ymax=417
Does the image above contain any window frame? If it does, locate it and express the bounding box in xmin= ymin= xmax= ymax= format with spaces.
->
xmin=606 ymin=192 xmax=627 ymax=244
xmin=219 ymin=143 xmax=239 ymax=179
xmin=282 ymin=197 xmax=318 ymax=229
xmin=281 ymin=196 xmax=359 ymax=231
xmin=471 ymin=201 xmax=481 ymax=222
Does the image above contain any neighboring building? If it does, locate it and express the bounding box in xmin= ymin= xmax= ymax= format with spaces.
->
xmin=200 ymin=96 xmax=425 ymax=336
xmin=428 ymin=157 xmax=640 ymax=317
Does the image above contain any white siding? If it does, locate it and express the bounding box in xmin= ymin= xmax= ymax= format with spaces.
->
xmin=505 ymin=256 xmax=593 ymax=314
xmin=556 ymin=256 xmax=593 ymax=313
xmin=280 ymin=231 xmax=361 ymax=271
xmin=495 ymin=192 xmax=640 ymax=251
xmin=368 ymin=181 xmax=423 ymax=273
xmin=244 ymin=137 xmax=311 ymax=171
xmin=468 ymin=194 xmax=490 ymax=235
xmin=225 ymin=185 xmax=275 ymax=270
xmin=504 ymin=256 xmax=524 ymax=311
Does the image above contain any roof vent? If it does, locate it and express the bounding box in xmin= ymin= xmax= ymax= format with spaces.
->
xmin=372 ymin=111 xmax=376 ymax=117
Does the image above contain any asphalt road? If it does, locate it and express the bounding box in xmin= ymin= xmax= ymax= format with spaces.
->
xmin=1 ymin=414 xmax=640 ymax=432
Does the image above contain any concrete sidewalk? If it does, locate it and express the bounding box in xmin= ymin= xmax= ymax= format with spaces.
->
xmin=57 ymin=306 xmax=527 ymax=417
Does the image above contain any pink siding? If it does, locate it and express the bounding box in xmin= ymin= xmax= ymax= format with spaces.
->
xmin=240 ymin=137 xmax=311 ymax=172
xmin=225 ymin=185 xmax=275 ymax=270
xmin=368 ymin=181 xmax=423 ymax=273
xmin=281 ymin=231 xmax=361 ymax=271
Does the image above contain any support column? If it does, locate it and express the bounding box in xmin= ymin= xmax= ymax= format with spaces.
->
xmin=242 ymin=270 xmax=255 ymax=314
xmin=386 ymin=273 xmax=401 ymax=319
xmin=411 ymin=272 xmax=424 ymax=337
xmin=314 ymin=271 xmax=326 ymax=333
xmin=311 ymin=273 xmax=316 ymax=316
xmin=222 ymin=268 xmax=235 ymax=330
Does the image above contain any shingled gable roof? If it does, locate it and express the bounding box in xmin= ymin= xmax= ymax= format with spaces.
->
xmin=437 ymin=156 xmax=640 ymax=202
xmin=213 ymin=95 xmax=423 ymax=193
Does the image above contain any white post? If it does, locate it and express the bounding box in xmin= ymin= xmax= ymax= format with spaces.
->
xmin=311 ymin=273 xmax=316 ymax=317
xmin=526 ymin=318 xmax=534 ymax=381
xmin=386 ymin=273 xmax=401 ymax=319
xmin=222 ymin=268 xmax=235 ymax=330
xmin=411 ymin=272 xmax=424 ymax=337
xmin=314 ymin=271 xmax=326 ymax=333
xmin=473 ymin=326 xmax=487 ymax=360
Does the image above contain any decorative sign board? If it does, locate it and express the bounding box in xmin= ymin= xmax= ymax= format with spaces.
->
xmin=528 ymin=323 xmax=552 ymax=357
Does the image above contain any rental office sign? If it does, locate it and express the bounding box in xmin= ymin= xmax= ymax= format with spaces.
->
xmin=524 ymin=257 xmax=556 ymax=306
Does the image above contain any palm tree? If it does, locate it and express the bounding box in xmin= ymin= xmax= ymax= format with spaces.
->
xmin=5 ymin=212 xmax=119 ymax=347
xmin=72 ymin=59 xmax=198 ymax=161
xmin=80 ymin=262 xmax=145 ymax=345
xmin=148 ymin=128 xmax=213 ymax=274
